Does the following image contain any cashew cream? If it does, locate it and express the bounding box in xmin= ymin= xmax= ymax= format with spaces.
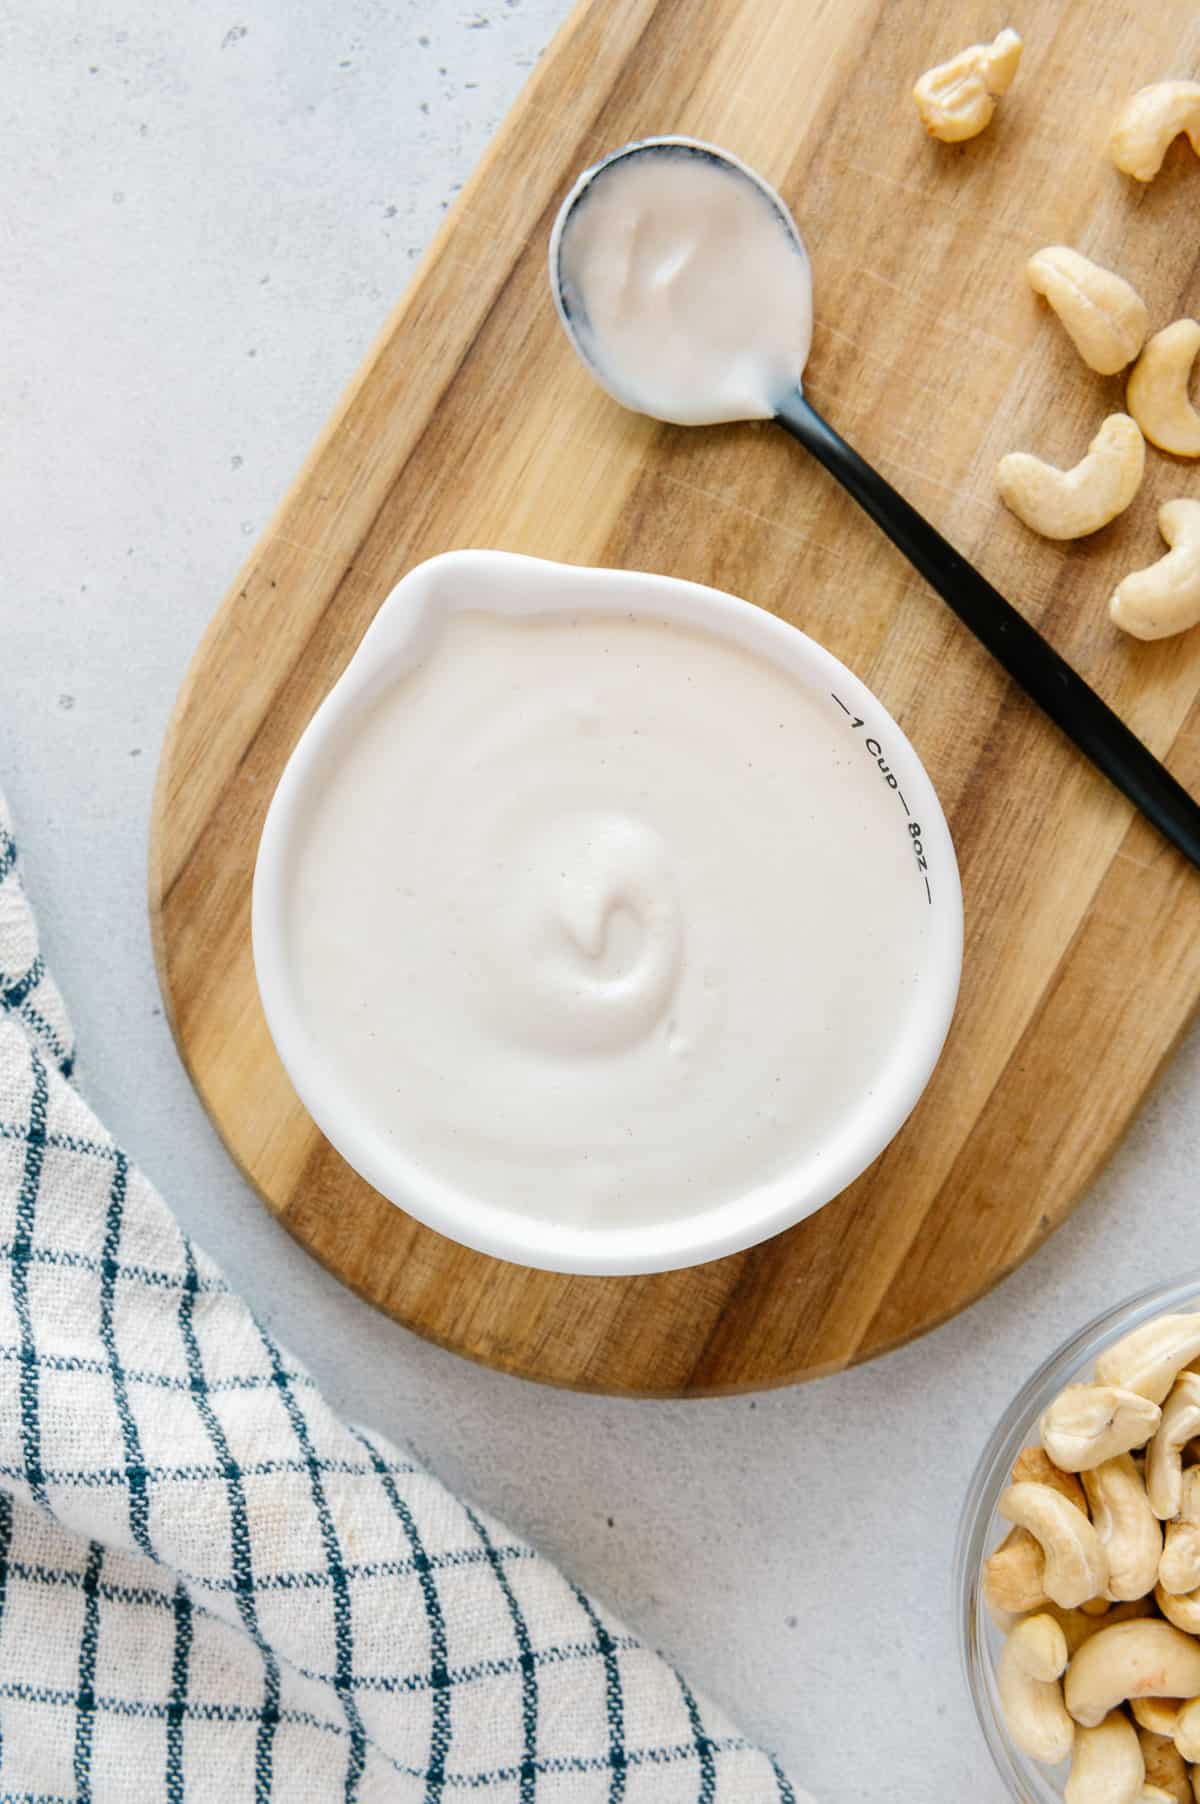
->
xmin=281 ymin=603 xmax=935 ymax=1232
xmin=553 ymin=141 xmax=813 ymax=426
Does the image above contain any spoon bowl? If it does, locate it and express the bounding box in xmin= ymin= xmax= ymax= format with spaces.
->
xmin=551 ymin=136 xmax=813 ymax=427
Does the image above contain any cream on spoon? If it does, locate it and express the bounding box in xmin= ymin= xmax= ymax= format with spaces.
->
xmin=551 ymin=140 xmax=812 ymax=425
xmin=549 ymin=137 xmax=1200 ymax=869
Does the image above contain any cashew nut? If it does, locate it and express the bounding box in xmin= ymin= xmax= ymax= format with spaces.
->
xmin=1065 ymin=1621 xmax=1200 ymax=1727
xmin=1178 ymin=1702 xmax=1200 ymax=1772
xmin=1000 ymin=1612 xmax=1076 ymax=1763
xmin=1149 ymin=1379 xmax=1200 ymax=1520
xmin=1176 ymin=1698 xmax=1200 ymax=1763
xmin=1108 ymin=82 xmax=1200 ymax=182
xmin=1042 ymin=1385 xmax=1164 ymax=1472
xmin=1110 ymin=500 xmax=1200 ymax=642
xmin=1127 ymin=322 xmax=1200 ymax=458
xmin=1066 ymin=1711 xmax=1145 ymax=1804
xmin=1083 ymin=1456 xmax=1164 ymax=1601
xmin=1161 ymin=1473 xmax=1200 ymax=1596
xmin=1137 ymin=320 xmax=1200 ymax=446
xmin=1001 ymin=1482 xmax=1110 ymax=1608
xmin=987 ymin=1461 xmax=1079 ymax=1629
xmin=986 ymin=1525 xmax=1050 ymax=1614
xmin=1156 ymin=1582 xmax=1200 ymax=1637
xmin=1138 ymin=1725 xmax=1191 ymax=1804
xmin=1135 ymin=1699 xmax=1186 ymax=1738
xmin=1015 ymin=1444 xmax=1091 ymax=1510
xmin=913 ymin=28 xmax=1023 ymax=142
xmin=997 ymin=415 xmax=1145 ymax=540
xmin=1027 ymin=247 xmax=1149 ymax=375
xmin=1098 ymin=1319 xmax=1200 ymax=1408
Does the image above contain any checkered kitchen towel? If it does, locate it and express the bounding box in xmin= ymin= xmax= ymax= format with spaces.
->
xmin=0 ymin=790 xmax=807 ymax=1803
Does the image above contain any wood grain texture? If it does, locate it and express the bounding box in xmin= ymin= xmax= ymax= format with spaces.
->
xmin=151 ymin=0 xmax=1200 ymax=1394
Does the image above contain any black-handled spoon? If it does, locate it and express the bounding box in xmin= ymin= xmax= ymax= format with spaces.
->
xmin=550 ymin=136 xmax=1200 ymax=872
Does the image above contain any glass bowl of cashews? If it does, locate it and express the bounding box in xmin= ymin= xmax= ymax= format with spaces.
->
xmin=957 ymin=1277 xmax=1200 ymax=1803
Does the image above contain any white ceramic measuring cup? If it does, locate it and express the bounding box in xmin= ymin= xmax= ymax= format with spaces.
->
xmin=253 ymin=550 xmax=962 ymax=1275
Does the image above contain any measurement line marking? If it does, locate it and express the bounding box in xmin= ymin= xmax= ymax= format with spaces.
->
xmin=898 ymin=790 xmax=910 ymax=815
xmin=924 ymin=876 xmax=932 ymax=906
xmin=832 ymin=692 xmax=851 ymax=715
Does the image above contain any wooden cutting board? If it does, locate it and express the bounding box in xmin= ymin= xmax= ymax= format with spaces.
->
xmin=150 ymin=0 xmax=1200 ymax=1394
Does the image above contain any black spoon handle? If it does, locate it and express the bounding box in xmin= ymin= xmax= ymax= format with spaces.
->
xmin=775 ymin=388 xmax=1200 ymax=872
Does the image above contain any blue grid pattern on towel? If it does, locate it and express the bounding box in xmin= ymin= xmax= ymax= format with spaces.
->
xmin=0 ymin=794 xmax=804 ymax=1804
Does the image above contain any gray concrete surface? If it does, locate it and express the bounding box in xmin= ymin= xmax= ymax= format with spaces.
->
xmin=3 ymin=6 xmax=1197 ymax=1799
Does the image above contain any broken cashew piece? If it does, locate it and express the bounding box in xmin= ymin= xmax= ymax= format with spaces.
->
xmin=1027 ymin=247 xmax=1149 ymax=375
xmin=1065 ymin=1710 xmax=1144 ymax=1804
xmin=1000 ymin=1482 xmax=1109 ymax=1609
xmin=1097 ymin=1317 xmax=1200 ymax=1407
xmin=1111 ymin=499 xmax=1200 ymax=642
xmin=1065 ymin=1620 xmax=1200 ymax=1727
xmin=985 ymin=1525 xmax=1049 ymax=1615
xmin=1108 ymin=82 xmax=1200 ymax=182
xmin=913 ymin=28 xmax=1023 ymax=142
xmin=1082 ymin=1456 xmax=1163 ymax=1602
xmin=1138 ymin=1724 xmax=1191 ymax=1804
xmin=996 ymin=415 xmax=1145 ymax=540
xmin=1127 ymin=322 xmax=1200 ymax=458
xmin=1000 ymin=1613 xmax=1075 ymax=1763
xmin=1042 ymin=1384 xmax=1163 ymax=1472
xmin=1162 ymin=1472 xmax=1200 ymax=1596
xmin=1148 ymin=1377 xmax=1200 ymax=1520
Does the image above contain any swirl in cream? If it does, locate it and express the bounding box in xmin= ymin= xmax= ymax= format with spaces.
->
xmin=282 ymin=607 xmax=932 ymax=1230
xmin=491 ymin=811 xmax=683 ymax=1057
